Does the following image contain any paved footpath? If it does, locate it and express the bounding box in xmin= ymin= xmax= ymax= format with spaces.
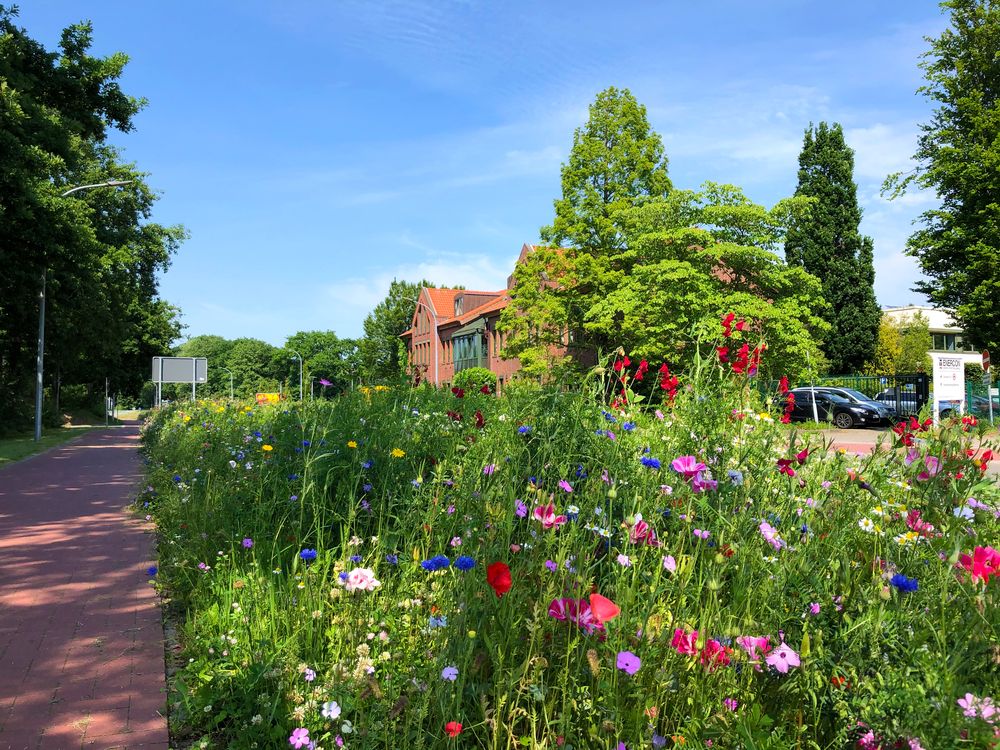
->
xmin=0 ymin=427 xmax=168 ymax=750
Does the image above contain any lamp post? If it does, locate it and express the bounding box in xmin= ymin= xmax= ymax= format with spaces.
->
xmin=221 ymin=367 xmax=235 ymax=399
xmin=35 ymin=179 xmax=132 ymax=441
xmin=289 ymin=349 xmax=304 ymax=401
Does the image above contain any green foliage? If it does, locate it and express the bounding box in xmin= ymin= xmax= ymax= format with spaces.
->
xmin=140 ymin=346 xmax=999 ymax=750
xmin=0 ymin=7 xmax=185 ymax=425
xmin=885 ymin=0 xmax=1000 ymax=355
xmin=896 ymin=313 xmax=933 ymax=374
xmin=503 ymin=184 xmax=829 ymax=381
xmin=360 ymin=279 xmax=436 ymax=383
xmin=784 ymin=123 xmax=881 ymax=373
xmin=451 ymin=367 xmax=496 ymax=392
xmin=541 ymin=86 xmax=672 ymax=255
xmin=285 ymin=331 xmax=360 ymax=396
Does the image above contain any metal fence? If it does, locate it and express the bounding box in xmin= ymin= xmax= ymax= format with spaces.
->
xmin=763 ymin=373 xmax=931 ymax=417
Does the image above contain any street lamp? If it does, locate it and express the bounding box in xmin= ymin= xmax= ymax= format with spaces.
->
xmin=289 ymin=349 xmax=304 ymax=401
xmin=221 ymin=366 xmax=235 ymax=399
xmin=35 ymin=179 xmax=132 ymax=441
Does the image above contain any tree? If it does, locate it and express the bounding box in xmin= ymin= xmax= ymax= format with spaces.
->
xmin=0 ymin=7 xmax=184 ymax=426
xmin=284 ymin=331 xmax=360 ymax=396
xmin=784 ymin=122 xmax=881 ymax=373
xmin=226 ymin=339 xmax=284 ymax=399
xmin=886 ymin=0 xmax=1000 ymax=355
xmin=502 ymin=184 xmax=830 ymax=381
xmin=866 ymin=312 xmax=931 ymax=374
xmin=541 ymin=87 xmax=672 ymax=255
xmin=359 ymin=279 xmax=435 ymax=383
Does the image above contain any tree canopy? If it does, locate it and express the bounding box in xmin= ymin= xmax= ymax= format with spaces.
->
xmin=886 ymin=0 xmax=1000 ymax=354
xmin=0 ymin=7 xmax=185 ymax=426
xmin=784 ymin=122 xmax=881 ymax=373
xmin=359 ymin=279 xmax=436 ymax=383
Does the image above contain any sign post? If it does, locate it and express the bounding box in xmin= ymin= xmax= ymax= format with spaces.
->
xmin=931 ymin=353 xmax=965 ymax=425
xmin=985 ymin=350 xmax=993 ymax=425
xmin=152 ymin=357 xmax=208 ymax=406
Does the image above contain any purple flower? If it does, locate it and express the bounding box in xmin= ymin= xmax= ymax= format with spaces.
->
xmin=483 ymin=464 xmax=496 ymax=476
xmin=558 ymin=479 xmax=573 ymax=493
xmin=515 ymin=499 xmax=528 ymax=518
xmin=242 ymin=537 xmax=254 ymax=549
xmin=304 ymin=668 xmax=316 ymax=682
xmin=545 ymin=560 xmax=558 ymax=572
xmin=441 ymin=665 xmax=459 ymax=681
xmin=616 ymin=650 xmax=641 ymax=675
xmin=289 ymin=728 xmax=310 ymax=748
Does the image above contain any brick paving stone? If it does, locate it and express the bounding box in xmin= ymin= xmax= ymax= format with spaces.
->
xmin=0 ymin=428 xmax=168 ymax=750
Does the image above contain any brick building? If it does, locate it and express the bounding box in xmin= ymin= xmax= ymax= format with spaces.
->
xmin=402 ymin=243 xmax=549 ymax=390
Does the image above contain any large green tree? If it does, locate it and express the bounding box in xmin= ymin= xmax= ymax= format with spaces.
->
xmin=359 ymin=279 xmax=435 ymax=383
xmin=284 ymin=331 xmax=360 ymax=396
xmin=541 ymin=86 xmax=672 ymax=255
xmin=784 ymin=122 xmax=881 ymax=373
xmin=0 ymin=7 xmax=184 ymax=426
xmin=886 ymin=0 xmax=1000 ymax=354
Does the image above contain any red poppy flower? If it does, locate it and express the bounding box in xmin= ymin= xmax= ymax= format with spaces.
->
xmin=445 ymin=721 xmax=463 ymax=738
xmin=721 ymin=312 xmax=735 ymax=338
xmin=588 ymin=593 xmax=620 ymax=623
xmin=486 ymin=562 xmax=512 ymax=598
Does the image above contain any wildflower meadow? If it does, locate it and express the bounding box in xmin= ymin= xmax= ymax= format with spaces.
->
xmin=139 ymin=321 xmax=999 ymax=750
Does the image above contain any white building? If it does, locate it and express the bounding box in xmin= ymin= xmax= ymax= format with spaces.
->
xmin=882 ymin=305 xmax=981 ymax=366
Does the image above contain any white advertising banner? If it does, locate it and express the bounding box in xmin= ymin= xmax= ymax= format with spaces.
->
xmin=931 ymin=352 xmax=965 ymax=423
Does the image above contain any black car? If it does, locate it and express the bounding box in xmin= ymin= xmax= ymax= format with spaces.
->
xmin=784 ymin=388 xmax=883 ymax=429
xmin=812 ymin=386 xmax=896 ymax=424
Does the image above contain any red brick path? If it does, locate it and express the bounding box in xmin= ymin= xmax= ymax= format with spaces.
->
xmin=0 ymin=427 xmax=168 ymax=750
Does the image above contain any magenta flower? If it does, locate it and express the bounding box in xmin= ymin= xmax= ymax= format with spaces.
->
xmin=514 ymin=499 xmax=528 ymax=518
xmin=671 ymin=628 xmax=698 ymax=655
xmin=691 ymin=473 xmax=718 ymax=493
xmin=723 ymin=697 xmax=738 ymax=711
xmin=558 ymin=479 xmax=573 ymax=493
xmin=319 ymin=378 xmax=332 ymax=387
xmin=533 ymin=502 xmax=567 ymax=530
xmin=758 ymin=521 xmax=785 ymax=551
xmin=765 ymin=641 xmax=800 ymax=673
xmin=289 ymin=728 xmax=311 ymax=748
xmin=483 ymin=464 xmax=496 ymax=475
xmin=671 ymin=455 xmax=707 ymax=480
xmin=662 ymin=555 xmax=677 ymax=573
xmin=736 ymin=635 xmax=771 ymax=669
xmin=616 ymin=650 xmax=641 ymax=675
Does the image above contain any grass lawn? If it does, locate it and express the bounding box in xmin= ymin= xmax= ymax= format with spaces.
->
xmin=0 ymin=426 xmax=93 ymax=469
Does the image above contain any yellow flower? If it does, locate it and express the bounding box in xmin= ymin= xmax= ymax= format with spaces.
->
xmin=347 ymin=440 xmax=357 ymax=449
xmin=374 ymin=385 xmax=390 ymax=392
xmin=391 ymin=448 xmax=405 ymax=458
xmin=183 ymin=415 xmax=191 ymax=422
xmin=262 ymin=444 xmax=273 ymax=452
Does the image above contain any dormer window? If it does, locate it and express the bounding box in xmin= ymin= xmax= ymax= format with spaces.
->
xmin=454 ymin=295 xmax=464 ymax=317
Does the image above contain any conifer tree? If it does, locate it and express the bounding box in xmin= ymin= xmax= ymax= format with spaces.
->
xmin=784 ymin=122 xmax=881 ymax=373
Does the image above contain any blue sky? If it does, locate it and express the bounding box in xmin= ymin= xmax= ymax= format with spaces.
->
xmin=20 ymin=1 xmax=945 ymax=346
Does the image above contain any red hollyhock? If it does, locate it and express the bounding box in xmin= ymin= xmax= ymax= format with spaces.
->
xmin=451 ymin=387 xmax=465 ymax=398
xmin=444 ymin=721 xmax=463 ymax=738
xmin=486 ymin=562 xmax=512 ymax=598
xmin=475 ymin=410 xmax=485 ymax=429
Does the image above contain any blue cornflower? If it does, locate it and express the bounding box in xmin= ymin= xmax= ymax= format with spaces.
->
xmin=602 ymin=410 xmax=618 ymax=424
xmin=288 ymin=473 xmax=299 ymax=481
xmin=890 ymin=573 xmax=918 ymax=593
xmin=362 ymin=483 xmax=373 ymax=492
xmin=622 ymin=422 xmax=636 ymax=432
xmin=428 ymin=615 xmax=447 ymax=629
xmin=420 ymin=555 xmax=451 ymax=572
xmin=253 ymin=431 xmax=262 ymax=438
xmin=727 ymin=470 xmax=744 ymax=486
xmin=575 ymin=464 xmax=588 ymax=479
xmin=454 ymin=556 xmax=476 ymax=571
xmin=362 ymin=459 xmax=373 ymax=469
xmin=339 ymin=571 xmax=349 ymax=581
xmin=385 ymin=553 xmax=398 ymax=565
xmin=350 ymin=554 xmax=362 ymax=563
xmin=299 ymin=548 xmax=318 ymax=562
xmin=640 ymin=456 xmax=662 ymax=470
xmin=518 ymin=425 xmax=532 ymax=434
xmin=302 ymin=440 xmax=310 ymax=447
xmin=146 ymin=566 xmax=157 ymax=577
xmin=172 ymin=474 xmax=182 ymax=483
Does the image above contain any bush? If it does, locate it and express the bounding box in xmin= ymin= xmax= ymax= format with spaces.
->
xmin=451 ymin=366 xmax=497 ymax=393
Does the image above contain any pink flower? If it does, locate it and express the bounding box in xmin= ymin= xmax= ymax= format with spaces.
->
xmin=699 ymin=639 xmax=730 ymax=671
xmin=691 ymin=473 xmax=718 ymax=493
xmin=765 ymin=641 xmax=800 ymax=673
xmin=723 ymin=697 xmax=738 ymax=712
xmin=671 ymin=628 xmax=698 ymax=656
xmin=342 ymin=567 xmax=381 ymax=592
xmin=558 ymin=479 xmax=573 ymax=493
xmin=917 ymin=455 xmax=941 ymax=481
xmin=958 ymin=545 xmax=1000 ymax=584
xmin=616 ymin=553 xmax=631 ymax=567
xmin=809 ymin=602 xmax=821 ymax=616
xmin=548 ymin=597 xmax=602 ymax=634
xmin=533 ymin=503 xmax=567 ymax=530
xmin=628 ymin=518 xmax=660 ymax=546
xmin=616 ymin=650 xmax=641 ymax=675
xmin=289 ymin=728 xmax=311 ymax=748
xmin=736 ymin=635 xmax=771 ymax=669
xmin=662 ymin=555 xmax=677 ymax=573
xmin=671 ymin=455 xmax=707 ymax=480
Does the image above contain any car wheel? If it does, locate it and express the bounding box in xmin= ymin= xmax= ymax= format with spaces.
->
xmin=834 ymin=412 xmax=854 ymax=429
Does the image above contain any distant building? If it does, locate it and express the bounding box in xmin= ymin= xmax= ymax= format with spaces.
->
xmin=882 ymin=305 xmax=981 ymax=366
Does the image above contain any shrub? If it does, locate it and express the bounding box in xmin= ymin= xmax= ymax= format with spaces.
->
xmin=451 ymin=366 xmax=497 ymax=393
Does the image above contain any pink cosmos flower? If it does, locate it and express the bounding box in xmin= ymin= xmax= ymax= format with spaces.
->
xmin=917 ymin=455 xmax=941 ymax=481
xmin=628 ymin=518 xmax=660 ymax=546
xmin=759 ymin=521 xmax=785 ymax=551
xmin=533 ymin=503 xmax=567 ymax=530
xmin=904 ymin=446 xmax=921 ymax=466
xmin=662 ymin=555 xmax=677 ymax=573
xmin=765 ymin=641 xmax=800 ymax=673
xmin=958 ymin=545 xmax=1000 ymax=584
xmin=671 ymin=455 xmax=707 ymax=480
xmin=671 ymin=628 xmax=698 ymax=656
xmin=691 ymin=473 xmax=718 ymax=493
xmin=558 ymin=479 xmax=573 ymax=493
xmin=699 ymin=639 xmax=731 ymax=671
xmin=548 ymin=597 xmax=601 ymax=634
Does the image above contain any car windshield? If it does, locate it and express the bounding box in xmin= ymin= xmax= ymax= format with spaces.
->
xmin=826 ymin=393 xmax=850 ymax=404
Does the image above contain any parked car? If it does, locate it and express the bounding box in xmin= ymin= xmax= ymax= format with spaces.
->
xmin=969 ymin=395 xmax=1000 ymax=418
xmin=874 ymin=388 xmax=923 ymax=415
xmin=785 ymin=388 xmax=883 ymax=429
xmin=811 ymin=386 xmax=896 ymax=425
